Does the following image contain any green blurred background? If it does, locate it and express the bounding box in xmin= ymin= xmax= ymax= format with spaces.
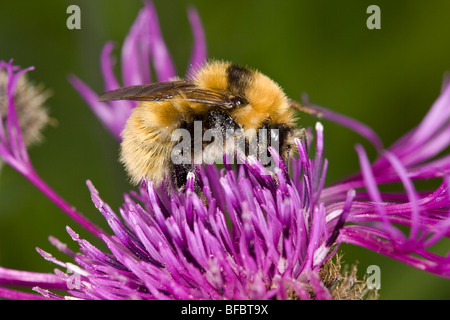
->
xmin=0 ymin=0 xmax=449 ymax=299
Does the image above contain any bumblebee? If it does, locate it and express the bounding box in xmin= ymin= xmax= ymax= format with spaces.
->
xmin=99 ymin=60 xmax=304 ymax=188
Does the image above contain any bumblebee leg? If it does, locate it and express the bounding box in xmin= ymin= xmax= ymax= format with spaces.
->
xmin=171 ymin=163 xmax=193 ymax=190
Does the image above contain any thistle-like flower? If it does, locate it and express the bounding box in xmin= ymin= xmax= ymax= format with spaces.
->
xmin=0 ymin=2 xmax=449 ymax=300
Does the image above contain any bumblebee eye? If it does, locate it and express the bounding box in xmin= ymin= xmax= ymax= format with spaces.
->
xmin=230 ymin=95 xmax=248 ymax=108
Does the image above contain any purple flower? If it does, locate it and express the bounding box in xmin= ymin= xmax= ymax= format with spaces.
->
xmin=0 ymin=2 xmax=449 ymax=300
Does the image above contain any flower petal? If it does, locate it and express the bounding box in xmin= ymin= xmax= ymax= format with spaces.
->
xmin=186 ymin=6 xmax=207 ymax=77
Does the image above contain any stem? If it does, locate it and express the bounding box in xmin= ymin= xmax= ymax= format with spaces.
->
xmin=24 ymin=167 xmax=105 ymax=239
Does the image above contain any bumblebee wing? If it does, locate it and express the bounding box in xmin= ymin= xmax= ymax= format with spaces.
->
xmin=98 ymin=81 xmax=237 ymax=109
xmin=98 ymin=81 xmax=193 ymax=102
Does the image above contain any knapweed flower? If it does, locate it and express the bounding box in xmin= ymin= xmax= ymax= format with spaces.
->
xmin=0 ymin=2 xmax=449 ymax=300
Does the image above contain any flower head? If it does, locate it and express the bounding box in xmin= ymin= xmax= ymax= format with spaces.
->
xmin=0 ymin=1 xmax=449 ymax=300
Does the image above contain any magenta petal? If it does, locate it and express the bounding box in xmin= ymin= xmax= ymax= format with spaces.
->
xmin=0 ymin=287 xmax=50 ymax=300
xmin=146 ymin=1 xmax=176 ymax=81
xmin=0 ymin=267 xmax=67 ymax=290
xmin=383 ymin=151 xmax=421 ymax=244
xmin=301 ymin=96 xmax=384 ymax=151
xmin=101 ymin=42 xmax=121 ymax=91
xmin=69 ymin=75 xmax=114 ymax=127
xmin=341 ymin=225 xmax=450 ymax=277
xmin=68 ymin=75 xmax=123 ymax=140
xmin=121 ymin=2 xmax=152 ymax=86
xmin=186 ymin=6 xmax=207 ymax=76
xmin=404 ymin=81 xmax=450 ymax=152
xmin=355 ymin=144 xmax=406 ymax=243
xmin=3 ymin=60 xmax=34 ymax=167
xmin=422 ymin=176 xmax=450 ymax=248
